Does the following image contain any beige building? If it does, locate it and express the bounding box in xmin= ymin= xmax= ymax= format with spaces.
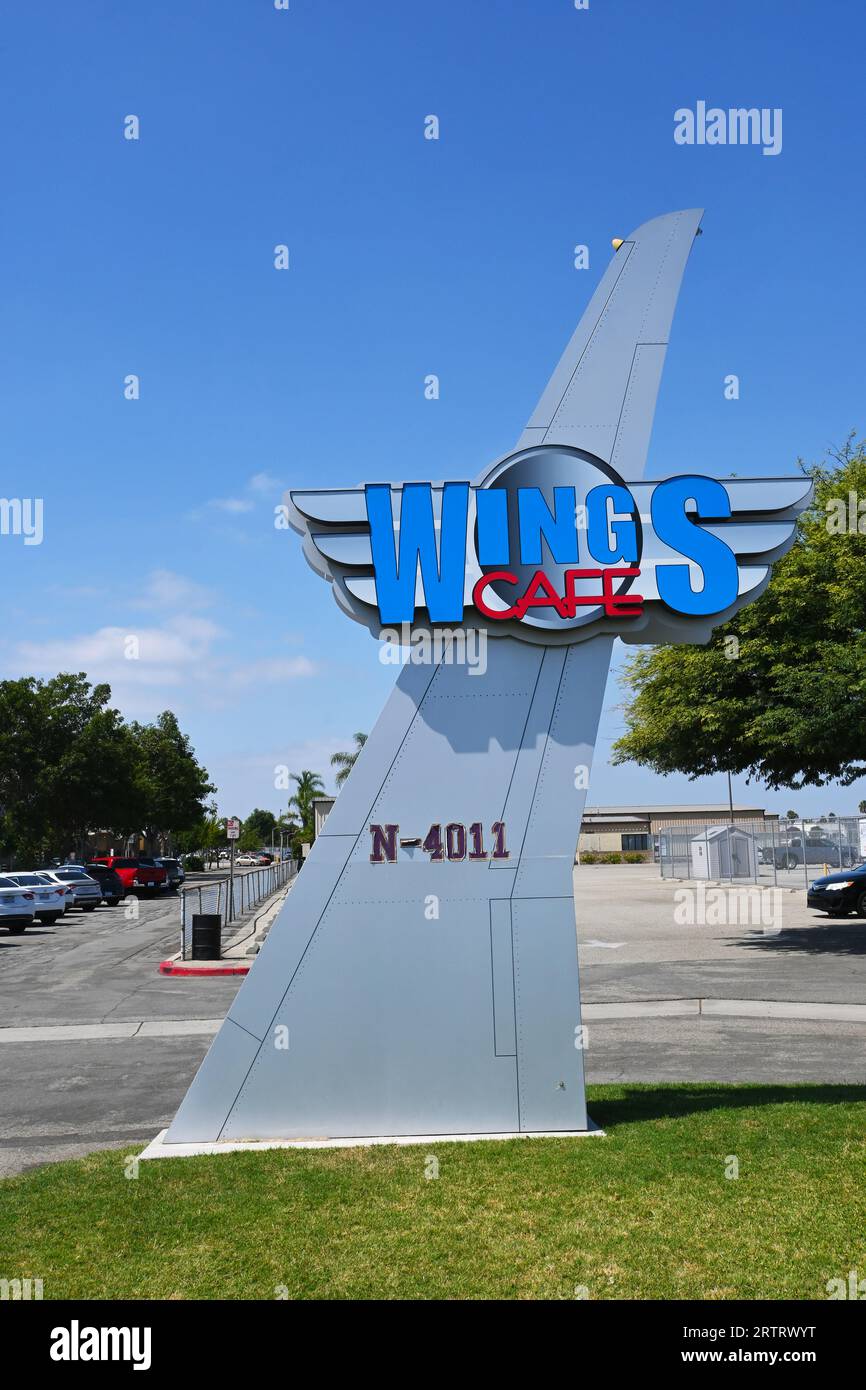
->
xmin=578 ymin=804 xmax=778 ymax=860
xmin=313 ymin=797 xmax=336 ymax=841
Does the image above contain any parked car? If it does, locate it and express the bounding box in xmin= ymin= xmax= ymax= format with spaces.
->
xmin=88 ymin=856 xmax=168 ymax=893
xmin=235 ymin=853 xmax=259 ymax=866
xmin=40 ymin=867 xmax=103 ymax=911
xmin=770 ymin=832 xmax=856 ymax=870
xmin=0 ymin=875 xmax=37 ymax=932
xmin=5 ymin=872 xmax=65 ymax=923
xmin=154 ymin=857 xmax=184 ymax=890
xmin=83 ymin=863 xmax=125 ymax=906
xmin=34 ymin=871 xmax=74 ymax=913
xmin=807 ymin=864 xmax=866 ymax=916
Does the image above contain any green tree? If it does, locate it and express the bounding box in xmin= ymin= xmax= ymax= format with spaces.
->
xmin=0 ymin=674 xmax=141 ymax=863
xmin=273 ymin=813 xmax=299 ymax=858
xmin=129 ymin=711 xmax=215 ymax=853
xmin=241 ymin=808 xmax=277 ymax=850
xmin=201 ymin=810 xmax=226 ymax=866
xmin=174 ymin=802 xmax=224 ymax=864
xmin=52 ymin=705 xmax=144 ymax=860
xmin=330 ymin=733 xmax=368 ymax=787
xmin=613 ymin=440 xmax=866 ymax=791
xmin=786 ymin=810 xmax=799 ymax=820
xmin=288 ymin=770 xmax=325 ymax=842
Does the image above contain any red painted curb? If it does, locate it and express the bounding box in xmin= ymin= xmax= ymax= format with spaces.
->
xmin=158 ymin=959 xmax=250 ymax=977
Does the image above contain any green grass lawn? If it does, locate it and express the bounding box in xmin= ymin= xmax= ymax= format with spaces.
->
xmin=2 ymin=1084 xmax=864 ymax=1300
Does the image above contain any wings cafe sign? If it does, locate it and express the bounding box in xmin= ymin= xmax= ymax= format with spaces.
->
xmin=288 ymin=445 xmax=812 ymax=653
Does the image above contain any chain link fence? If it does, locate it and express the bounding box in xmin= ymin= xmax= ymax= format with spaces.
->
xmin=658 ymin=816 xmax=865 ymax=890
xmin=180 ymin=859 xmax=297 ymax=959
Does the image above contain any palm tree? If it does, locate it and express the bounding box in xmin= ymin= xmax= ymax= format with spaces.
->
xmin=331 ymin=733 xmax=368 ymax=788
xmin=288 ymin=770 xmax=325 ymax=840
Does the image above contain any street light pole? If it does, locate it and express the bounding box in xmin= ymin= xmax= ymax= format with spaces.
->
xmin=727 ymin=770 xmax=735 ymax=826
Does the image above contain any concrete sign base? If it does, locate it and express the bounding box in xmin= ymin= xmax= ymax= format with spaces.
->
xmin=140 ymin=1120 xmax=605 ymax=1162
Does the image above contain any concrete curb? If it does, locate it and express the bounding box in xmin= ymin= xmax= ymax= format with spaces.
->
xmin=158 ymin=960 xmax=249 ymax=977
xmin=3 ymin=997 xmax=866 ymax=1045
xmin=0 ymin=1019 xmax=223 ymax=1042
xmin=584 ymin=997 xmax=866 ymax=1023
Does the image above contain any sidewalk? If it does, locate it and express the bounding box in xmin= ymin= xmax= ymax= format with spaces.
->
xmin=159 ymin=881 xmax=291 ymax=975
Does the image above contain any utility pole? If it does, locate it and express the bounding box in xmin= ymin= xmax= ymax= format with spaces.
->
xmin=727 ymin=770 xmax=735 ymax=826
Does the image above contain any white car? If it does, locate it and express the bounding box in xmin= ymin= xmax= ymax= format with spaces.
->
xmin=0 ymin=875 xmax=37 ymax=933
xmin=6 ymin=873 xmax=66 ymax=923
xmin=34 ymin=872 xmax=74 ymax=913
xmin=40 ymin=868 xmax=102 ymax=911
xmin=235 ymin=853 xmax=259 ymax=866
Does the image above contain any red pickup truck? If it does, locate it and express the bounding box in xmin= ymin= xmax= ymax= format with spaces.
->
xmin=89 ymin=856 xmax=168 ymax=893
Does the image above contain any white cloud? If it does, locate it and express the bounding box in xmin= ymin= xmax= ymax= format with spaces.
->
xmin=248 ymin=471 xmax=284 ymax=495
xmin=10 ymin=611 xmax=316 ymax=719
xmin=132 ymin=569 xmax=216 ymax=612
xmin=195 ymin=472 xmax=286 ymax=522
xmin=226 ymin=656 xmax=317 ymax=688
xmin=208 ymin=497 xmax=254 ymax=514
xmin=5 ymin=557 xmax=319 ymax=726
xmin=15 ymin=617 xmax=223 ymax=691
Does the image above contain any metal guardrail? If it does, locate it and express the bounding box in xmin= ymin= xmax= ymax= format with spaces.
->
xmin=180 ymin=859 xmax=297 ymax=959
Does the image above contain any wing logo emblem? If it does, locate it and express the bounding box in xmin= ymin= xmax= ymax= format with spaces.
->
xmin=287 ymin=443 xmax=812 ymax=648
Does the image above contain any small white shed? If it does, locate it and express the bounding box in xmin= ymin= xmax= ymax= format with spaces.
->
xmin=690 ymin=824 xmax=759 ymax=880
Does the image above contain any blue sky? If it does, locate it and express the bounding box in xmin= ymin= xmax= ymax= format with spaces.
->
xmin=1 ymin=0 xmax=863 ymax=819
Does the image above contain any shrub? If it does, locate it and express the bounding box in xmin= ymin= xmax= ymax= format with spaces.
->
xmin=600 ymin=852 xmax=622 ymax=864
xmin=623 ymin=851 xmax=645 ymax=864
xmin=580 ymin=852 xmax=600 ymax=864
xmin=185 ymin=855 xmax=204 ymax=872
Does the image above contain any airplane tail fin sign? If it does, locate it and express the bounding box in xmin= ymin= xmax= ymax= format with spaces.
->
xmin=515 ymin=208 xmax=704 ymax=473
xmin=162 ymin=213 xmax=706 ymax=1148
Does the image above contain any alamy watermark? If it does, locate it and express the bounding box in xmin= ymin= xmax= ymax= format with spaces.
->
xmin=674 ymin=884 xmax=782 ymax=932
xmin=826 ymin=1268 xmax=866 ymax=1299
xmin=826 ymin=492 xmax=866 ymax=534
xmin=379 ymin=624 xmax=487 ymax=675
xmin=674 ymin=102 xmax=782 ymax=156
xmin=0 ymin=497 xmax=43 ymax=545
xmin=1 ymin=1277 xmax=43 ymax=1300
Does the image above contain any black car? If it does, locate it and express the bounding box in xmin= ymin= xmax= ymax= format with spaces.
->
xmin=154 ymin=857 xmax=184 ymax=891
xmin=84 ymin=863 xmax=125 ymax=906
xmin=807 ymin=864 xmax=866 ymax=916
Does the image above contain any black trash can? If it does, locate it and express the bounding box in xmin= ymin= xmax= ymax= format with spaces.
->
xmin=191 ymin=913 xmax=221 ymax=960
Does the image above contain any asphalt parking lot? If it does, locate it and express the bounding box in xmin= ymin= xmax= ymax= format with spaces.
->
xmin=1 ymin=864 xmax=864 ymax=1177
xmin=574 ymin=864 xmax=866 ymax=1006
xmin=0 ymin=883 xmax=257 ymax=1176
xmin=574 ymin=864 xmax=866 ymax=1092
